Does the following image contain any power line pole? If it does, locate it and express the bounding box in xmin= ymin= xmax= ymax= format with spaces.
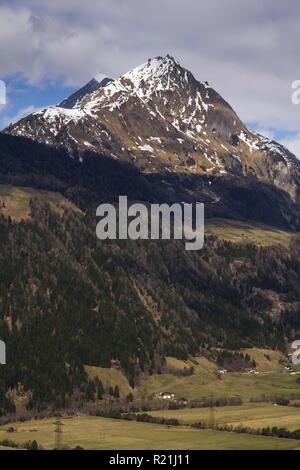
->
xmin=208 ymin=394 xmax=215 ymax=429
xmin=54 ymin=419 xmax=64 ymax=450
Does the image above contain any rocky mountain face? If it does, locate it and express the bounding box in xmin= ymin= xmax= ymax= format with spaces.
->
xmin=0 ymin=132 xmax=297 ymax=230
xmin=4 ymin=55 xmax=300 ymax=203
xmin=58 ymin=76 xmax=113 ymax=109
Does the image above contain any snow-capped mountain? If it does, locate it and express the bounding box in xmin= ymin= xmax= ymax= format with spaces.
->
xmin=58 ymin=76 xmax=113 ymax=109
xmin=3 ymin=55 xmax=300 ymax=202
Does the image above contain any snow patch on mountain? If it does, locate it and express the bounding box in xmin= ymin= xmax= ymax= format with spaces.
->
xmin=3 ymin=54 xmax=300 ymax=202
xmin=257 ymin=134 xmax=295 ymax=168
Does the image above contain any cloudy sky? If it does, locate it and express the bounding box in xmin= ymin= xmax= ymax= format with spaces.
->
xmin=1 ymin=0 xmax=300 ymax=155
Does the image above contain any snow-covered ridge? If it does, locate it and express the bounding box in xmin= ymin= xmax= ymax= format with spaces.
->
xmin=23 ymin=55 xmax=209 ymax=128
xmin=5 ymin=54 xmax=300 ymax=196
xmin=34 ymin=106 xmax=85 ymax=124
xmin=256 ymin=133 xmax=296 ymax=168
xmin=82 ymin=55 xmax=204 ymax=111
xmin=58 ymin=76 xmax=113 ymax=110
xmin=24 ymin=105 xmax=94 ymax=138
xmin=122 ymin=55 xmax=181 ymax=90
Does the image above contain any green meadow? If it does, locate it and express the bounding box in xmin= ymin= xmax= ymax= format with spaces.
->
xmin=0 ymin=415 xmax=298 ymax=450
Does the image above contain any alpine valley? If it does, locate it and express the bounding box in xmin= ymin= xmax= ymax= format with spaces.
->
xmin=0 ymin=56 xmax=300 ymax=417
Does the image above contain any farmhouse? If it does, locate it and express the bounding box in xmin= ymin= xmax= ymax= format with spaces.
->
xmin=155 ymin=391 xmax=175 ymax=400
xmin=244 ymin=369 xmax=258 ymax=375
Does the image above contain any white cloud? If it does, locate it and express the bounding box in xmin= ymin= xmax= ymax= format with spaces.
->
xmin=0 ymin=0 xmax=300 ymax=133
xmin=252 ymin=128 xmax=276 ymax=141
xmin=0 ymin=104 xmax=43 ymax=130
xmin=280 ymin=133 xmax=300 ymax=159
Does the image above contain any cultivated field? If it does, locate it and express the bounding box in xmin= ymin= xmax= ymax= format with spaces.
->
xmin=0 ymin=415 xmax=298 ymax=450
xmin=147 ymin=402 xmax=300 ymax=431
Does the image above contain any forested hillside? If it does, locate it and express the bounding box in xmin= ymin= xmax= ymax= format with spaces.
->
xmin=0 ymin=133 xmax=299 ymax=229
xmin=0 ymin=198 xmax=299 ymax=412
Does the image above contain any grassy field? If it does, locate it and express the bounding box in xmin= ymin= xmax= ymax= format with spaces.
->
xmin=136 ymin=349 xmax=299 ymax=401
xmin=0 ymin=184 xmax=80 ymax=220
xmin=137 ymin=371 xmax=300 ymax=401
xmin=147 ymin=402 xmax=300 ymax=431
xmin=82 ymin=349 xmax=299 ymax=402
xmin=166 ymin=348 xmax=284 ymax=373
xmin=240 ymin=349 xmax=284 ymax=372
xmin=85 ymin=365 xmax=133 ymax=397
xmin=0 ymin=415 xmax=298 ymax=450
xmin=206 ymin=218 xmax=298 ymax=247
xmin=0 ymin=445 xmax=21 ymax=450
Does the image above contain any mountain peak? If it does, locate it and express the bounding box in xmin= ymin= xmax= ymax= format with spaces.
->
xmin=122 ymin=54 xmax=183 ymax=85
xmin=114 ymin=54 xmax=195 ymax=102
xmin=93 ymin=76 xmax=114 ymax=87
xmin=59 ymin=76 xmax=113 ymax=109
xmin=4 ymin=55 xmax=300 ymax=206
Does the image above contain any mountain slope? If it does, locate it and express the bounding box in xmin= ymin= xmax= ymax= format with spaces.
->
xmin=0 ymin=132 xmax=299 ymax=230
xmin=4 ymin=55 xmax=300 ymax=206
xmin=0 ymin=107 xmax=300 ymax=413
xmin=58 ymin=77 xmax=113 ymax=109
xmin=1 ymin=198 xmax=300 ymax=411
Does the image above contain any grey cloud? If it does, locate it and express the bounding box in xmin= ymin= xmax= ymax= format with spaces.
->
xmin=1 ymin=0 xmax=300 ymax=132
